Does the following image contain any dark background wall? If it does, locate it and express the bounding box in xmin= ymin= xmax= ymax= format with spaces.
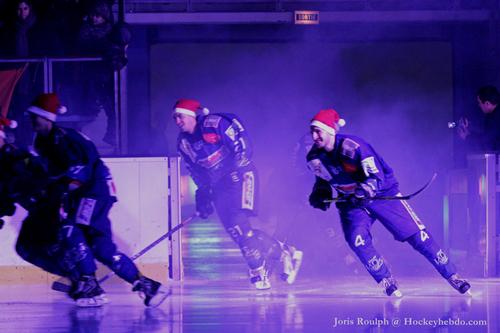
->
xmin=126 ymin=19 xmax=498 ymax=278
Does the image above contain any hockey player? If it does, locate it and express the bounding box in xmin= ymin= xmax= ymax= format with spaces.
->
xmin=0 ymin=116 xmax=71 ymax=285
xmin=172 ymin=99 xmax=302 ymax=290
xmin=26 ymin=93 xmax=168 ymax=307
xmin=0 ymin=117 xmax=19 ymax=218
xmin=306 ymin=108 xmax=471 ymax=297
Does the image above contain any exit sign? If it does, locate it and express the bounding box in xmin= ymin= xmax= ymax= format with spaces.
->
xmin=294 ymin=11 xmax=320 ymax=25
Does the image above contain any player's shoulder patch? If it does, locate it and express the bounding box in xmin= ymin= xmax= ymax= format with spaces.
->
xmin=203 ymin=115 xmax=222 ymax=128
xmin=361 ymin=156 xmax=379 ymax=176
xmin=340 ymin=138 xmax=360 ymax=159
xmin=307 ymin=158 xmax=332 ymax=181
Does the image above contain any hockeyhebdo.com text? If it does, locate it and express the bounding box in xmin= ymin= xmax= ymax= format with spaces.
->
xmin=333 ymin=316 xmax=487 ymax=328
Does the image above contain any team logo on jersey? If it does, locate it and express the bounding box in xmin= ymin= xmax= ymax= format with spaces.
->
xmin=203 ymin=133 xmax=220 ymax=144
xmin=225 ymin=126 xmax=237 ymax=141
xmin=241 ymin=171 xmax=255 ymax=210
xmin=341 ymin=161 xmax=358 ymax=173
xmin=307 ymin=159 xmax=333 ymax=181
xmin=361 ymin=156 xmax=379 ymax=176
xmin=204 ymin=116 xmax=222 ymax=128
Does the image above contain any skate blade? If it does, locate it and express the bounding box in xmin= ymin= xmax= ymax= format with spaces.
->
xmin=286 ymin=250 xmax=303 ymax=284
xmin=75 ymin=297 xmax=104 ymax=308
xmin=460 ymin=282 xmax=471 ymax=295
xmin=147 ymin=286 xmax=172 ymax=308
xmin=254 ymin=280 xmax=271 ymax=290
xmin=391 ymin=290 xmax=403 ymax=298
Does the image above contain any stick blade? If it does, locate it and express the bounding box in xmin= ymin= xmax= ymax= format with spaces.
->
xmin=52 ymin=279 xmax=71 ymax=293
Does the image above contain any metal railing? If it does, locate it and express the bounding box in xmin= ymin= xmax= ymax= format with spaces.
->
xmin=0 ymin=57 xmax=125 ymax=155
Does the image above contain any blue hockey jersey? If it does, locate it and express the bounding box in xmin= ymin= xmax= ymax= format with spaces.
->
xmin=33 ymin=126 xmax=116 ymax=199
xmin=177 ymin=113 xmax=252 ymax=188
xmin=306 ymin=134 xmax=399 ymax=196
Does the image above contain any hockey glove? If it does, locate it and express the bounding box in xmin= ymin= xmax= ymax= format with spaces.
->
xmin=195 ymin=187 xmax=214 ymax=219
xmin=308 ymin=179 xmax=333 ymax=211
xmin=350 ymin=179 xmax=377 ymax=206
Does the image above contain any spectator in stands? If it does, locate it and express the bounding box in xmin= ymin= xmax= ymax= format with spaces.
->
xmin=457 ymin=85 xmax=500 ymax=153
xmin=0 ymin=0 xmax=41 ymax=57
xmin=77 ymin=0 xmax=130 ymax=146
xmin=0 ymin=1 xmax=48 ymax=145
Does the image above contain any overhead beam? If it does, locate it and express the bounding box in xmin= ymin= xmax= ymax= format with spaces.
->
xmin=125 ymin=10 xmax=491 ymax=25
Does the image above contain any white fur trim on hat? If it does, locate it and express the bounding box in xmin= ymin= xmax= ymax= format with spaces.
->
xmin=174 ymin=107 xmax=196 ymax=117
xmin=27 ymin=106 xmax=57 ymax=122
xmin=311 ymin=119 xmax=336 ymax=135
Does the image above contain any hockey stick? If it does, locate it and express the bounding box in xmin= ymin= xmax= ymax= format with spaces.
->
xmin=324 ymin=172 xmax=437 ymax=203
xmin=52 ymin=213 xmax=198 ymax=293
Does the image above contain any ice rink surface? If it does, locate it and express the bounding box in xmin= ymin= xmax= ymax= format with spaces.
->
xmin=0 ymin=276 xmax=496 ymax=333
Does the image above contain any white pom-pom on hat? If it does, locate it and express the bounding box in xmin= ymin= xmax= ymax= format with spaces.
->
xmin=0 ymin=117 xmax=17 ymax=129
xmin=58 ymin=105 xmax=68 ymax=115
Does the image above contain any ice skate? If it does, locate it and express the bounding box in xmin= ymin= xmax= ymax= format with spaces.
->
xmin=380 ymin=276 xmax=402 ymax=298
xmin=70 ymin=275 xmax=105 ymax=307
xmin=279 ymin=244 xmax=303 ymax=284
xmin=447 ymin=274 xmax=471 ymax=295
xmin=132 ymin=276 xmax=169 ymax=308
xmin=249 ymin=265 xmax=271 ymax=290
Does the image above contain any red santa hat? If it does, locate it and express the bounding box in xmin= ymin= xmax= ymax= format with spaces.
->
xmin=0 ymin=117 xmax=17 ymax=139
xmin=27 ymin=93 xmax=67 ymax=122
xmin=310 ymin=109 xmax=346 ymax=135
xmin=173 ymin=99 xmax=209 ymax=117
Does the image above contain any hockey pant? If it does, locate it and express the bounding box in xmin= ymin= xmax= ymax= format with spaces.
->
xmin=213 ymin=169 xmax=281 ymax=270
xmin=62 ymin=196 xmax=139 ymax=283
xmin=338 ymin=198 xmax=456 ymax=283
xmin=15 ymin=208 xmax=68 ymax=277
